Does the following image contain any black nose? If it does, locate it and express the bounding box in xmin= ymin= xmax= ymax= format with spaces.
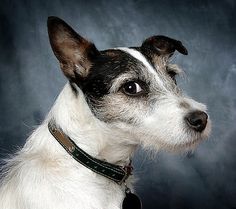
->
xmin=185 ymin=111 xmax=208 ymax=132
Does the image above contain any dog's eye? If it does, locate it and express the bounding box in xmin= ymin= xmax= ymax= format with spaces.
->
xmin=122 ymin=81 xmax=143 ymax=96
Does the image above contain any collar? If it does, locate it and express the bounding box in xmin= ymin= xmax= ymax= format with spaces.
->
xmin=48 ymin=120 xmax=133 ymax=184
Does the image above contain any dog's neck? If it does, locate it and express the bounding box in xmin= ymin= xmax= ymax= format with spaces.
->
xmin=46 ymin=83 xmax=137 ymax=166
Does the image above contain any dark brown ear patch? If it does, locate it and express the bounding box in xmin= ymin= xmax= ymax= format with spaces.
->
xmin=141 ymin=35 xmax=188 ymax=57
xmin=47 ymin=16 xmax=99 ymax=79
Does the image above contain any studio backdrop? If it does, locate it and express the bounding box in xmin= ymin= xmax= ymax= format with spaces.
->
xmin=0 ymin=0 xmax=235 ymax=209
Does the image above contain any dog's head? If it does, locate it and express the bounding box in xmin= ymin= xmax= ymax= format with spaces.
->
xmin=48 ymin=17 xmax=211 ymax=152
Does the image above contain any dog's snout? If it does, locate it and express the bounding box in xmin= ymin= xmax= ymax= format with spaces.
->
xmin=185 ymin=111 xmax=208 ymax=132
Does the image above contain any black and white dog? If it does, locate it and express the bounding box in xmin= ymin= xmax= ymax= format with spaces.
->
xmin=0 ymin=17 xmax=211 ymax=209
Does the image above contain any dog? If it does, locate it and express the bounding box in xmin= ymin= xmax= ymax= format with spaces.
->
xmin=0 ymin=16 xmax=211 ymax=209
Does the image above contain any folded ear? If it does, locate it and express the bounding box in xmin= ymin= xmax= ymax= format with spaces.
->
xmin=141 ymin=35 xmax=188 ymax=57
xmin=140 ymin=35 xmax=187 ymax=69
xmin=47 ymin=16 xmax=99 ymax=79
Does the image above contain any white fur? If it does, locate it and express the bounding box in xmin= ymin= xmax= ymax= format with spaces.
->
xmin=0 ymin=84 xmax=135 ymax=209
xmin=140 ymin=96 xmax=211 ymax=151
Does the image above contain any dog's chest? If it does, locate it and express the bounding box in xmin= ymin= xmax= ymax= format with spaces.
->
xmin=0 ymin=155 xmax=126 ymax=209
xmin=45 ymin=166 xmax=126 ymax=209
xmin=61 ymin=177 xmax=125 ymax=209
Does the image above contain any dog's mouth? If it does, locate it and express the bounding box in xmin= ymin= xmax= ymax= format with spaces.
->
xmin=171 ymin=122 xmax=211 ymax=151
xmin=139 ymin=120 xmax=211 ymax=152
xmin=172 ymin=114 xmax=211 ymax=148
xmin=176 ymin=136 xmax=205 ymax=150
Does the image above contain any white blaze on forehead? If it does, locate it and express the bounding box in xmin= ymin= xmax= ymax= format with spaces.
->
xmin=117 ymin=47 xmax=157 ymax=75
xmin=116 ymin=47 xmax=167 ymax=90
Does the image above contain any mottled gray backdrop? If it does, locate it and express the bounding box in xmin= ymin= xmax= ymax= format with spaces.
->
xmin=0 ymin=0 xmax=235 ymax=208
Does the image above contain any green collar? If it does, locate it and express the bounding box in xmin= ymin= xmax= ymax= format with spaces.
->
xmin=48 ymin=120 xmax=133 ymax=184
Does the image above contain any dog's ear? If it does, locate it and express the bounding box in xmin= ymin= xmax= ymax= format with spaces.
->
xmin=141 ymin=35 xmax=188 ymax=67
xmin=47 ymin=16 xmax=99 ymax=79
xmin=141 ymin=35 xmax=188 ymax=57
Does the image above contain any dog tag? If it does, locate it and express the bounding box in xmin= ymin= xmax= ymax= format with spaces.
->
xmin=122 ymin=187 xmax=142 ymax=209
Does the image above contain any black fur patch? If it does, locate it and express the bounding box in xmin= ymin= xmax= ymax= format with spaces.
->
xmin=73 ymin=49 xmax=143 ymax=104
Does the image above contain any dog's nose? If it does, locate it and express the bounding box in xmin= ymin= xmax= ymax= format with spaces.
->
xmin=185 ymin=111 xmax=208 ymax=132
